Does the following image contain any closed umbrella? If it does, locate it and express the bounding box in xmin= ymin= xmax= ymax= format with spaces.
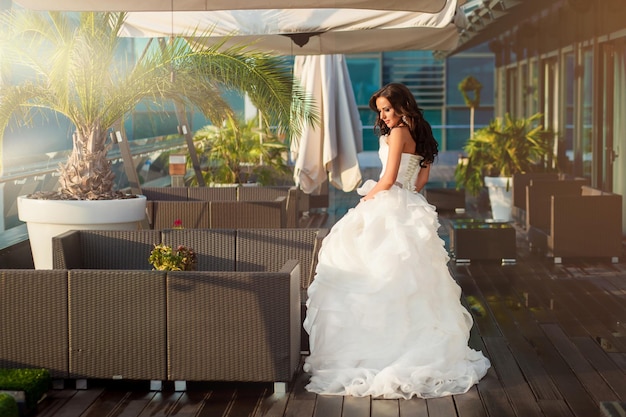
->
xmin=291 ymin=54 xmax=363 ymax=194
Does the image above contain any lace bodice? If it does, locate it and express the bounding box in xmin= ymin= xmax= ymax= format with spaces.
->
xmin=378 ymin=135 xmax=423 ymax=192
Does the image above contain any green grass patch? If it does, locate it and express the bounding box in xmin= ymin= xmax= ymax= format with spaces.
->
xmin=0 ymin=393 xmax=19 ymax=417
xmin=0 ymin=369 xmax=51 ymax=412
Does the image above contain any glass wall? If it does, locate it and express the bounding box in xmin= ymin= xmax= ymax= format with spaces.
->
xmin=563 ymin=53 xmax=575 ymax=175
xmin=345 ymin=45 xmax=495 ymax=152
xmin=445 ymin=45 xmax=495 ymax=151
xmin=581 ymin=48 xmax=594 ymax=178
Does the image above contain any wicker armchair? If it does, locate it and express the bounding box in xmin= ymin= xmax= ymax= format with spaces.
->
xmin=528 ymin=185 xmax=623 ymax=263
xmin=511 ymin=172 xmax=559 ymax=226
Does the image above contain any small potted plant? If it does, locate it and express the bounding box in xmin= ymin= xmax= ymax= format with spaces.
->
xmin=454 ymin=113 xmax=554 ymax=220
xmin=149 ymin=244 xmax=197 ymax=271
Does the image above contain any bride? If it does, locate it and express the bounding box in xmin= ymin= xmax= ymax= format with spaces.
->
xmin=303 ymin=83 xmax=490 ymax=399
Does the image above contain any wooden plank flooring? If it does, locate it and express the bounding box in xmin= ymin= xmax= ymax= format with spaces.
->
xmin=31 ymin=219 xmax=626 ymax=417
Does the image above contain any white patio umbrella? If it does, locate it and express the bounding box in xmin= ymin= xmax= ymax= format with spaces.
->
xmin=13 ymin=0 xmax=451 ymax=13
xmin=13 ymin=0 xmax=464 ymax=55
xmin=14 ymin=0 xmax=465 ymax=55
xmin=12 ymin=0 xmax=463 ymax=192
xmin=117 ymin=6 xmax=461 ymax=55
xmin=291 ymin=54 xmax=363 ymax=194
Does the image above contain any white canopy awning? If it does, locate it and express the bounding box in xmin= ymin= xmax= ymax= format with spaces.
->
xmin=14 ymin=0 xmax=463 ymax=55
xmin=13 ymin=0 xmax=450 ymax=13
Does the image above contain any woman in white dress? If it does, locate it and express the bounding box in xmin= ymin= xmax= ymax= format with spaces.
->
xmin=303 ymin=83 xmax=490 ymax=399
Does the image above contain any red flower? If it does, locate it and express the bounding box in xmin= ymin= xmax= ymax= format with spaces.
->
xmin=173 ymin=219 xmax=183 ymax=229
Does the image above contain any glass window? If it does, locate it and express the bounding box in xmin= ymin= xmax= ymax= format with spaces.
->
xmin=446 ymin=108 xmax=495 ymax=151
xmin=521 ymin=63 xmax=528 ymax=115
xmin=446 ymin=56 xmax=495 ymax=107
xmin=529 ymin=59 xmax=540 ymax=115
xmin=562 ymin=53 xmax=575 ymax=174
xmin=582 ymin=48 xmax=594 ymax=178
xmin=346 ymin=56 xmax=381 ymax=105
xmin=506 ymin=67 xmax=518 ymax=115
xmin=346 ymin=54 xmax=381 ymax=151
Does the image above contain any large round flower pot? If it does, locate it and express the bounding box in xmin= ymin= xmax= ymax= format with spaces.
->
xmin=484 ymin=176 xmax=513 ymax=221
xmin=17 ymin=195 xmax=147 ymax=269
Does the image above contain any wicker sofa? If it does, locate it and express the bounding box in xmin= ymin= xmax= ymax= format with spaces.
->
xmin=141 ymin=185 xmax=302 ymax=228
xmin=0 ymin=228 xmax=327 ymax=387
xmin=527 ymin=185 xmax=623 ymax=263
xmin=49 ymin=228 xmax=327 ymax=382
xmin=0 ymin=265 xmax=299 ymax=387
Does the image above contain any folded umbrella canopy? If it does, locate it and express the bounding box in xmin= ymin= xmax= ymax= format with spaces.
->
xmin=291 ymin=54 xmax=363 ymax=194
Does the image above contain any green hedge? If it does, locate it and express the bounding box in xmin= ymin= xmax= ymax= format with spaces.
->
xmin=0 ymin=369 xmax=51 ymax=412
xmin=0 ymin=393 xmax=19 ymax=417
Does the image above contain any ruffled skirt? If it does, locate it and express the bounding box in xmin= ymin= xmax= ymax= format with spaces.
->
xmin=303 ymin=180 xmax=490 ymax=399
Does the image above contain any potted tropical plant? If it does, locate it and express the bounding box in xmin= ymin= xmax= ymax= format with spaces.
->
xmin=190 ymin=115 xmax=291 ymax=186
xmin=0 ymin=9 xmax=315 ymax=268
xmin=454 ymin=113 xmax=553 ymax=220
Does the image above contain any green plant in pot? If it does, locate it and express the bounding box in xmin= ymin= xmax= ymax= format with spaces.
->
xmin=0 ymin=9 xmax=315 ymax=268
xmin=190 ymin=115 xmax=291 ymax=185
xmin=455 ymin=113 xmax=553 ymax=220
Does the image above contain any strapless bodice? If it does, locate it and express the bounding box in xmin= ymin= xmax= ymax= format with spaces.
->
xmin=378 ymin=135 xmax=423 ymax=192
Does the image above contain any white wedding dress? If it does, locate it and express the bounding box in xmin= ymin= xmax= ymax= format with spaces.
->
xmin=303 ymin=136 xmax=490 ymax=399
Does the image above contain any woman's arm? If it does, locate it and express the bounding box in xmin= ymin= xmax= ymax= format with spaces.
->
xmin=362 ymin=130 xmax=405 ymax=201
xmin=414 ymin=163 xmax=431 ymax=193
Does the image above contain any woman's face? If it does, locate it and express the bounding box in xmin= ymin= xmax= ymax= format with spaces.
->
xmin=375 ymin=96 xmax=401 ymax=128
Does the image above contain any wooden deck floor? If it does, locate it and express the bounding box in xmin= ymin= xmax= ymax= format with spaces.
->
xmin=32 ymin=219 xmax=626 ymax=417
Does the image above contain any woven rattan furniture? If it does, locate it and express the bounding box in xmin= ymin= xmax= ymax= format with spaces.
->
xmin=187 ymin=186 xmax=238 ymax=201
xmin=524 ymin=177 xmax=590 ymax=232
xmin=235 ymin=228 xmax=327 ymax=351
xmin=238 ymin=186 xmax=301 ymax=227
xmin=528 ymin=185 xmax=622 ymax=263
xmin=162 ymin=228 xmax=236 ymax=271
xmin=448 ymin=219 xmax=516 ymax=264
xmin=0 ymin=265 xmax=302 ymax=386
xmin=209 ymin=198 xmax=286 ymax=229
xmin=0 ymin=269 xmax=69 ymax=379
xmin=422 ymin=187 xmax=466 ymax=213
xmin=141 ymin=186 xmax=189 ymax=201
xmin=141 ymin=185 xmax=303 ymax=228
xmin=52 ymin=229 xmax=161 ymax=269
xmin=51 ymin=227 xmax=327 ymax=360
xmin=167 ymin=260 xmax=300 ymax=383
xmin=149 ymin=201 xmax=211 ymax=229
xmin=68 ymin=269 xmax=167 ymax=380
xmin=511 ymin=172 xmax=558 ymax=226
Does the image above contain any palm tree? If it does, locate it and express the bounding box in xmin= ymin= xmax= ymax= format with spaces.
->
xmin=0 ymin=9 xmax=316 ymax=200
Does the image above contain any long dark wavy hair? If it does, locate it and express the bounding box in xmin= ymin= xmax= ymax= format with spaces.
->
xmin=368 ymin=83 xmax=438 ymax=165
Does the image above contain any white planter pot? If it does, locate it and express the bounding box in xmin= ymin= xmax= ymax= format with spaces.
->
xmin=484 ymin=176 xmax=513 ymax=221
xmin=17 ymin=195 xmax=147 ymax=269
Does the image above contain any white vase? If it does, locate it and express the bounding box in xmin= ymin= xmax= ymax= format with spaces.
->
xmin=484 ymin=176 xmax=513 ymax=221
xmin=17 ymin=195 xmax=147 ymax=269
